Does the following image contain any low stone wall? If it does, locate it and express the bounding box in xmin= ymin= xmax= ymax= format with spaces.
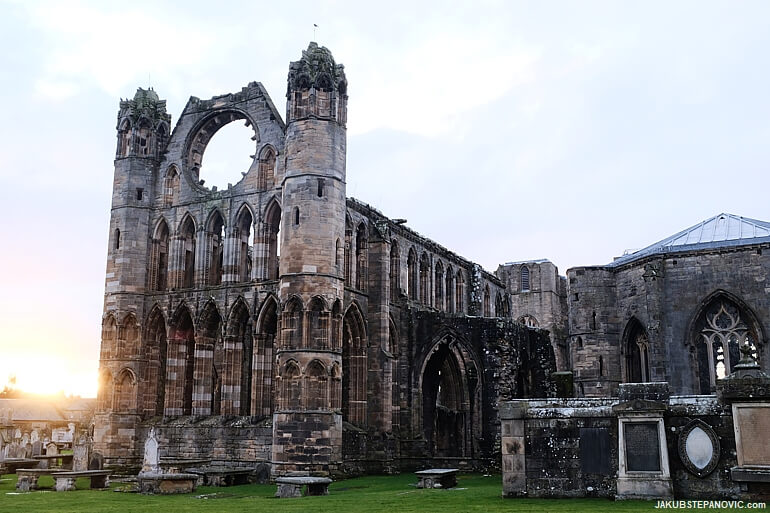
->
xmin=138 ymin=416 xmax=272 ymax=467
xmin=501 ymin=394 xmax=743 ymax=499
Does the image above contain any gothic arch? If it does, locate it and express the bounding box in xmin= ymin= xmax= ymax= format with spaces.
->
xmin=252 ymin=295 xmax=278 ymax=416
xmin=198 ymin=300 xmax=223 ymax=415
xmin=304 ymin=359 xmax=328 ymax=410
xmin=687 ymin=290 xmax=764 ymax=393
xmin=390 ymin=239 xmax=401 ymax=302
xmin=113 ymin=368 xmax=137 ymax=413
xmin=257 ymin=198 xmax=282 ymax=280
xmin=143 ymin=305 xmax=167 ymax=416
xmin=118 ymin=313 xmax=139 ymax=358
xmin=417 ymin=332 xmax=481 ymax=458
xmin=343 ymin=302 xmax=367 ymax=426
xmin=101 ymin=314 xmax=117 ymax=360
xmin=407 ymin=247 xmax=418 ymax=300
xmin=308 ymin=296 xmax=330 ymax=349
xmin=355 ymin=222 xmax=368 ymax=291
xmin=178 ymin=214 xmax=197 ymax=289
xmin=622 ymin=317 xmax=650 ymax=384
xmin=204 ymin=209 xmax=226 ymax=286
xmin=150 ymin=218 xmax=170 ymax=291
xmin=223 ymin=297 xmax=252 ymax=415
xmin=281 ymin=296 xmax=304 ymax=349
xmin=279 ymin=359 xmax=302 ymax=410
xmin=258 ymin=144 xmax=277 ymax=190
xmin=233 ymin=204 xmax=254 ymax=282
xmin=167 ymin=304 xmax=196 ymax=415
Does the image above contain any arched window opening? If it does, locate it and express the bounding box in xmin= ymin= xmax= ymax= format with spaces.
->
xmin=694 ymin=299 xmax=760 ymax=393
xmin=390 ymin=241 xmax=400 ymax=302
xmin=114 ymin=228 xmax=121 ymax=251
xmin=355 ymin=223 xmax=368 ymax=291
xmin=445 ymin=267 xmax=455 ymax=314
xmin=151 ymin=220 xmax=170 ymax=291
xmin=117 ymin=120 xmax=131 ymax=157
xmin=225 ymin=300 xmax=252 ymax=416
xmin=455 ymin=270 xmax=465 ymax=313
xmin=180 ymin=217 xmax=196 ymax=289
xmin=282 ymin=298 xmax=304 ymax=349
xmin=261 ymin=201 xmax=281 ymax=281
xmin=206 ymin=211 xmax=225 ymax=286
xmin=166 ymin=307 xmax=196 ymax=416
xmin=137 ymin=119 xmax=152 ymax=156
xmin=342 ymin=305 xmax=367 ymax=427
xmin=164 ymin=168 xmax=180 ymax=206
xmin=253 ymin=297 xmax=278 ymax=417
xmin=308 ymin=297 xmax=330 ymax=349
xmin=519 ymin=315 xmax=539 ymax=328
xmin=235 ymin=207 xmax=253 ymax=282
xmin=335 ymin=238 xmax=342 ymax=269
xmin=598 ymin=355 xmax=604 ymax=377
xmin=293 ymin=207 xmax=300 ymax=226
xmin=330 ymin=300 xmax=342 ymax=350
xmin=317 ymin=179 xmax=324 ymax=198
xmin=305 ymin=360 xmax=328 ymax=410
xmin=624 ymin=319 xmax=650 ymax=383
xmin=258 ymin=147 xmax=276 ymax=190
xmin=144 ymin=307 xmax=167 ymax=416
xmin=419 ymin=253 xmax=431 ymax=305
xmin=407 ymin=249 xmax=418 ymax=300
xmin=483 ymin=285 xmax=491 ymax=317
xmin=435 ymin=262 xmax=445 ymax=311
xmin=520 ymin=266 xmax=530 ymax=292
xmin=199 ymin=302 xmax=222 ymax=416
xmin=330 ymin=364 xmax=342 ymax=410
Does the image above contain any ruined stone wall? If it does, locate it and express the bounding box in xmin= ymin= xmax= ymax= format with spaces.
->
xmin=567 ymin=245 xmax=770 ymax=397
xmin=497 ymin=261 xmax=569 ymax=370
xmin=500 ymin=395 xmax=742 ymax=499
xmin=567 ymin=267 xmax=619 ymax=396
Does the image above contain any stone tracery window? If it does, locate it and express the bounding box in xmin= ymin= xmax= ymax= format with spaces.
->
xmin=698 ymin=301 xmax=758 ymax=389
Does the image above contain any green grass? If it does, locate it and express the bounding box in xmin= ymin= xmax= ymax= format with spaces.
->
xmin=0 ymin=472 xmax=695 ymax=512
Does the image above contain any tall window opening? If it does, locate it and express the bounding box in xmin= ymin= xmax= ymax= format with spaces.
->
xmin=520 ymin=265 xmax=530 ymax=292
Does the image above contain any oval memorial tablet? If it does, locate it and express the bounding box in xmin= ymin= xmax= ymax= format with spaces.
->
xmin=678 ymin=420 xmax=720 ymax=477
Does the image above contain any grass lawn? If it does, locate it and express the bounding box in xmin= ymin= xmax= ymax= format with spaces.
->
xmin=0 ymin=472 xmax=700 ymax=512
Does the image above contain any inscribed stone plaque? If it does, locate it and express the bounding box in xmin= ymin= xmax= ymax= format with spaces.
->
xmin=733 ymin=405 xmax=770 ymax=466
xmin=580 ymin=427 xmax=611 ymax=475
xmin=625 ymin=422 xmax=660 ymax=472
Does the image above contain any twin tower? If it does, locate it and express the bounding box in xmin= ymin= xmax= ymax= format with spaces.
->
xmin=96 ymin=43 xmax=350 ymax=474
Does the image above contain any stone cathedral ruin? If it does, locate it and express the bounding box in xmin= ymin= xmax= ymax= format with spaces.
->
xmin=95 ymin=44 xmax=770 ymax=499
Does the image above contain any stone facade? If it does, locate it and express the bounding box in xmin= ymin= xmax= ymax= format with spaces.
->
xmin=568 ymin=214 xmax=770 ymax=397
xmin=94 ymin=43 xmax=555 ymax=475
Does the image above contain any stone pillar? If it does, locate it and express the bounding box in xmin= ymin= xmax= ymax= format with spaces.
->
xmin=500 ymin=401 xmax=527 ymax=497
xmin=192 ymin=342 xmax=214 ymax=415
xmin=367 ymin=231 xmax=391 ymax=433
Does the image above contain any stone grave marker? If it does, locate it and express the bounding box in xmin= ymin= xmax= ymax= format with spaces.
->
xmin=677 ymin=419 xmax=720 ymax=477
xmin=88 ymin=452 xmax=104 ymax=471
xmin=31 ymin=440 xmax=42 ymax=456
xmin=579 ymin=427 xmax=610 ymax=475
xmin=624 ymin=422 xmax=660 ymax=472
xmin=142 ymin=427 xmax=160 ymax=473
xmin=46 ymin=441 xmax=58 ymax=456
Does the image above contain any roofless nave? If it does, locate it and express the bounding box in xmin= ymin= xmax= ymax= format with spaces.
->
xmin=95 ymin=43 xmax=769 ymax=482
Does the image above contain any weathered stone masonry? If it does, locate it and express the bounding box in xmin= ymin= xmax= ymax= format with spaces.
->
xmin=94 ymin=43 xmax=555 ymax=475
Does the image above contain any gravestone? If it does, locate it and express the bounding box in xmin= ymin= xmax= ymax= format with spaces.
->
xmin=88 ymin=452 xmax=104 ymax=471
xmin=624 ymin=422 xmax=660 ymax=472
xmin=72 ymin=431 xmax=91 ymax=472
xmin=613 ymin=395 xmax=672 ymax=500
xmin=579 ymin=427 xmax=610 ymax=475
xmin=24 ymin=443 xmax=33 ymax=458
xmin=142 ymin=427 xmax=160 ymax=473
xmin=46 ymin=442 xmax=58 ymax=456
xmin=31 ymin=441 xmax=42 ymax=456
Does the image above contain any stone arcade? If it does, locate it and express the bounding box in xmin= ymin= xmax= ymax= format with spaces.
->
xmin=94 ymin=43 xmax=554 ymax=477
xmin=95 ymin=43 xmax=770 ymax=499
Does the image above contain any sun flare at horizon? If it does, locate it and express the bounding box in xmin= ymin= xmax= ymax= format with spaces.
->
xmin=1 ymin=356 xmax=98 ymax=399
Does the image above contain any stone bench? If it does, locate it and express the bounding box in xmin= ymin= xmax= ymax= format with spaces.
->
xmin=1 ymin=459 xmax=40 ymax=474
xmin=16 ymin=469 xmax=57 ymax=491
xmin=415 ymin=468 xmax=459 ymax=489
xmin=187 ymin=466 xmax=252 ymax=487
xmin=275 ymin=476 xmax=332 ymax=498
xmin=52 ymin=470 xmax=110 ymax=491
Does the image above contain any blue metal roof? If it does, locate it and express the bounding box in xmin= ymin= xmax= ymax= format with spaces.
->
xmin=608 ymin=213 xmax=770 ymax=267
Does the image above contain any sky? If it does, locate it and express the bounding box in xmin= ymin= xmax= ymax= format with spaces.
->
xmin=0 ymin=0 xmax=769 ymax=397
